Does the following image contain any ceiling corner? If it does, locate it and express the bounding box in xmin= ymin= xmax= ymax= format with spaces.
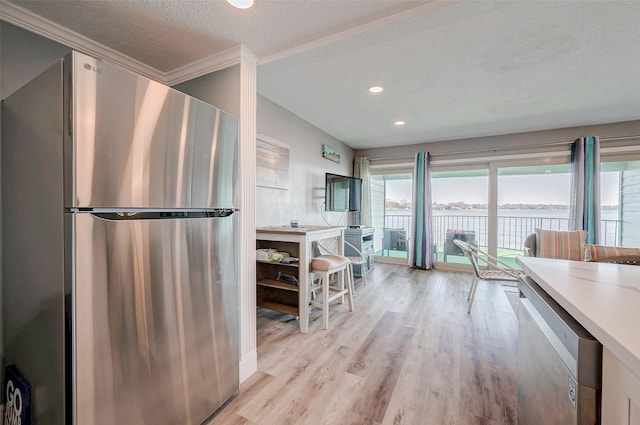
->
xmin=240 ymin=45 xmax=258 ymax=65
xmin=164 ymin=45 xmax=247 ymax=86
xmin=1 ymin=0 xmax=164 ymax=82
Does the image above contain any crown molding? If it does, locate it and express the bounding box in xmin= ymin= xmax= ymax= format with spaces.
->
xmin=165 ymin=45 xmax=257 ymax=86
xmin=240 ymin=45 xmax=259 ymax=65
xmin=1 ymin=1 xmax=254 ymax=86
xmin=0 ymin=0 xmax=165 ymax=82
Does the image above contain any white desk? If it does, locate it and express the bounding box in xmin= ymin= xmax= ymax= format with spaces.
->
xmin=256 ymin=225 xmax=344 ymax=333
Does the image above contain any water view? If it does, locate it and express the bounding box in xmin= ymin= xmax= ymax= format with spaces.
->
xmin=384 ymin=207 xmax=621 ymax=253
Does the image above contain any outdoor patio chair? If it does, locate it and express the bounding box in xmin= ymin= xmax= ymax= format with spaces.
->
xmin=444 ymin=229 xmax=477 ymax=261
xmin=453 ymin=239 xmax=523 ymax=313
xmin=382 ymin=228 xmax=407 ymax=255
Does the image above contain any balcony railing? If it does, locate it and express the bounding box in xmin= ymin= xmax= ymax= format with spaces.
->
xmin=384 ymin=213 xmax=621 ymax=252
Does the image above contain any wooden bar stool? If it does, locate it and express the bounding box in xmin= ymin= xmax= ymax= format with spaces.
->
xmin=310 ymin=254 xmax=354 ymax=329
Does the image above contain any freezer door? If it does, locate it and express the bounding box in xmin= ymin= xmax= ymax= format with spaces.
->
xmin=73 ymin=212 xmax=239 ymax=425
xmin=66 ymin=51 xmax=238 ymax=209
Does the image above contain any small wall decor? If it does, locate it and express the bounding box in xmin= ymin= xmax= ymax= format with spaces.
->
xmin=256 ymin=134 xmax=289 ymax=190
xmin=322 ymin=144 xmax=341 ymax=163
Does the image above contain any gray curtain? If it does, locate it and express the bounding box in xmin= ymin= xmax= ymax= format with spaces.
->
xmin=569 ymin=136 xmax=601 ymax=244
xmin=409 ymin=152 xmax=434 ymax=269
xmin=354 ymin=157 xmax=372 ymax=227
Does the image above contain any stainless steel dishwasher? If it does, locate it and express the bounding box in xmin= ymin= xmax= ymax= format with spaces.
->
xmin=518 ymin=275 xmax=602 ymax=425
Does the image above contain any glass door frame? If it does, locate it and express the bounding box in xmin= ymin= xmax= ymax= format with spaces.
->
xmin=490 ymin=157 xmax=573 ymax=262
xmin=430 ymin=163 xmax=490 ymax=271
xmin=369 ymin=171 xmax=414 ymax=265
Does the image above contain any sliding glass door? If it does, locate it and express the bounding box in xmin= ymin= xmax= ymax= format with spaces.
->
xmin=496 ymin=163 xmax=571 ymax=266
xmin=368 ymin=146 xmax=640 ymax=269
xmin=431 ymin=168 xmax=488 ymax=266
xmin=601 ymin=159 xmax=640 ymax=247
xmin=371 ymin=174 xmax=412 ymax=261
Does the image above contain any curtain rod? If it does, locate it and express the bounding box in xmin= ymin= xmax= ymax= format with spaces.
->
xmin=367 ymin=135 xmax=640 ymax=162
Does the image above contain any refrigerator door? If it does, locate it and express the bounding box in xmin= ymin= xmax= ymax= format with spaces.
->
xmin=72 ymin=212 xmax=239 ymax=425
xmin=65 ymin=51 xmax=238 ymax=209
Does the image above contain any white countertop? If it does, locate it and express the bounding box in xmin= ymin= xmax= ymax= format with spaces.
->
xmin=256 ymin=225 xmax=342 ymax=235
xmin=517 ymin=257 xmax=640 ymax=378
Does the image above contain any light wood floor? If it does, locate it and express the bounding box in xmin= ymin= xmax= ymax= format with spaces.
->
xmin=208 ymin=263 xmax=519 ymax=425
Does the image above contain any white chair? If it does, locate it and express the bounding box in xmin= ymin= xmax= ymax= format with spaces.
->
xmin=316 ymin=238 xmax=367 ymax=288
xmin=344 ymin=239 xmax=368 ymax=287
xmin=453 ymin=239 xmax=522 ymax=313
xmin=310 ymin=240 xmax=354 ymax=329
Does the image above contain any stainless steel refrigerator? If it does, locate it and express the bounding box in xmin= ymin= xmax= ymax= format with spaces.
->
xmin=2 ymin=51 xmax=239 ymax=424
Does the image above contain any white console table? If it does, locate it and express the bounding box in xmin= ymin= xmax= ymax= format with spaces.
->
xmin=256 ymin=225 xmax=344 ymax=333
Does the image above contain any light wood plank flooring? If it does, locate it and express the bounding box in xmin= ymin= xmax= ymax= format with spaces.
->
xmin=208 ymin=263 xmax=518 ymax=425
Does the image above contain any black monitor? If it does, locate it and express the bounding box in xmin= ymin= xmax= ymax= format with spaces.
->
xmin=324 ymin=173 xmax=362 ymax=212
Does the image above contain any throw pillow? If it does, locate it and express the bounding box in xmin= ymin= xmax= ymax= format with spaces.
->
xmin=584 ymin=244 xmax=640 ymax=261
xmin=535 ymin=229 xmax=588 ymax=261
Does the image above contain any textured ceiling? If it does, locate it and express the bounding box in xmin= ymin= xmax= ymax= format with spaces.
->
xmin=259 ymin=1 xmax=640 ymax=148
xmin=4 ymin=0 xmax=640 ymax=149
xmin=7 ymin=0 xmax=427 ymax=71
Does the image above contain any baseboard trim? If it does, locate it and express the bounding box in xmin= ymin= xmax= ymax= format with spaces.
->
xmin=239 ymin=349 xmax=257 ymax=383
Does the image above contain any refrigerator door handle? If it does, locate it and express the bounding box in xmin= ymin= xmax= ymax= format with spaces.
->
xmin=70 ymin=209 xmax=238 ymax=221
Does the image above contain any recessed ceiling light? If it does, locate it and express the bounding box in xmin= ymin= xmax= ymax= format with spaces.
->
xmin=394 ymin=120 xmax=406 ymax=126
xmin=225 ymin=0 xmax=255 ymax=9
xmin=368 ymin=86 xmax=384 ymax=94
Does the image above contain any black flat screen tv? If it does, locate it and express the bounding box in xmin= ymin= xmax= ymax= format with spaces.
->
xmin=325 ymin=173 xmax=362 ymax=212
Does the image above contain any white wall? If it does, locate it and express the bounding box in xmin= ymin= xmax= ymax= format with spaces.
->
xmin=173 ymin=65 xmax=241 ymax=118
xmin=256 ymin=95 xmax=355 ymax=227
xmin=0 ymin=22 xmax=71 ymax=99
